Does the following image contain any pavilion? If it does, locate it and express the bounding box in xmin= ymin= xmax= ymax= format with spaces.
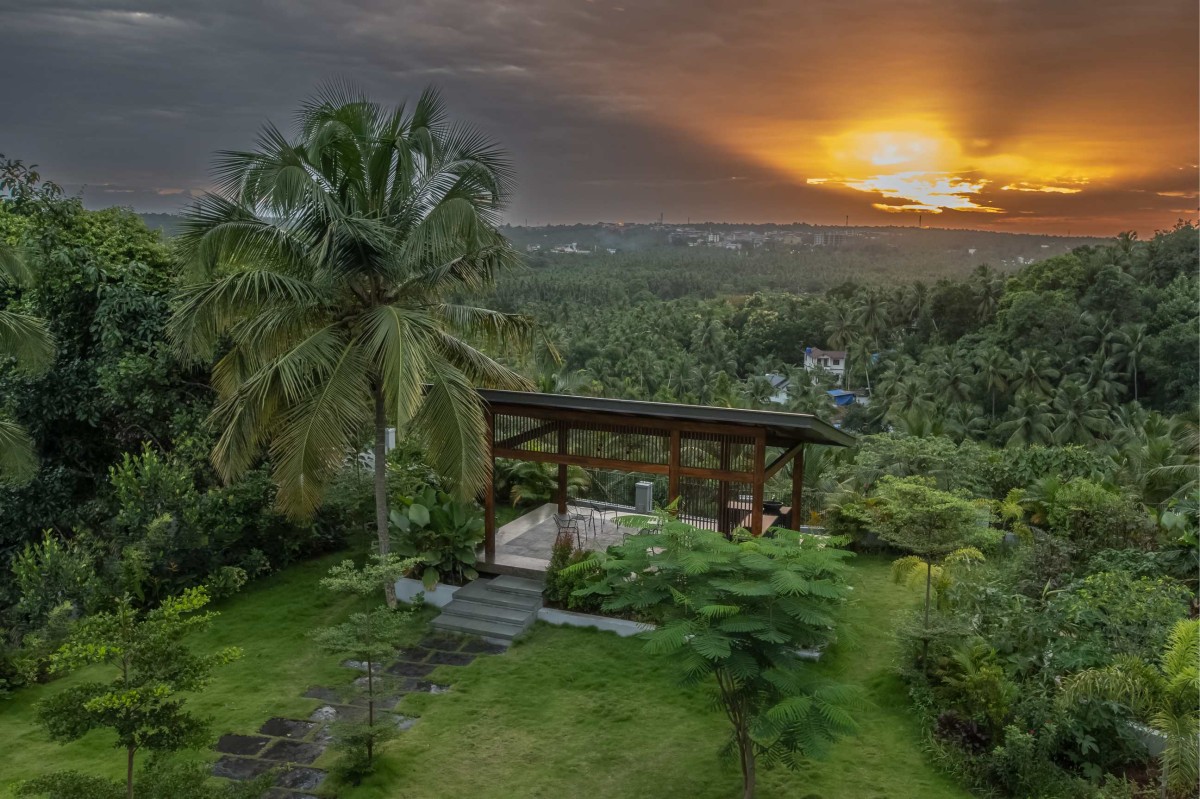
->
xmin=478 ymin=390 xmax=854 ymax=574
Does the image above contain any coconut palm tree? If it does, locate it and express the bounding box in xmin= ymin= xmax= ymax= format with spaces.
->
xmin=168 ymin=86 xmax=535 ymax=604
xmin=997 ymin=392 xmax=1055 ymax=447
xmin=1062 ymin=618 xmax=1198 ymax=798
xmin=1051 ymin=381 xmax=1111 ymax=445
xmin=1110 ymin=323 xmax=1148 ymax=402
xmin=0 ymin=240 xmax=56 ymax=484
xmin=1011 ymin=351 xmax=1060 ymax=399
xmin=974 ymin=346 xmax=1012 ymax=419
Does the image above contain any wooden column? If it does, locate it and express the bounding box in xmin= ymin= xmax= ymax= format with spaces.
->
xmin=790 ymin=445 xmax=805 ymax=531
xmin=556 ymin=422 xmax=568 ymax=513
xmin=668 ymin=429 xmax=681 ymax=504
xmin=484 ymin=409 xmax=496 ymax=560
xmin=750 ymin=432 xmax=765 ymax=536
xmin=716 ymin=439 xmax=731 ymax=533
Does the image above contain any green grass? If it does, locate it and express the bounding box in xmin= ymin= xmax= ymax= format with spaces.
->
xmin=0 ymin=553 xmax=969 ymax=799
xmin=346 ymin=555 xmax=970 ymax=799
xmin=0 ymin=553 xmax=431 ymax=798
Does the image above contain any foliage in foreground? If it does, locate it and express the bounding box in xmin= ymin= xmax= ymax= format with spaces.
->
xmin=1062 ymin=618 xmax=1199 ymax=796
xmin=569 ymin=515 xmax=859 ymax=799
xmin=34 ymin=588 xmax=239 ymax=799
xmin=15 ymin=760 xmax=271 ymax=799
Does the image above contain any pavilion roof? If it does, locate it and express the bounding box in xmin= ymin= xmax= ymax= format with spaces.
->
xmin=479 ymin=389 xmax=855 ymax=449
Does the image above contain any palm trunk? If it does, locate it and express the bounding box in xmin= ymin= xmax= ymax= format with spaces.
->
xmin=373 ymin=384 xmax=397 ymax=608
xmin=126 ymin=746 xmax=135 ymax=799
xmin=740 ymin=729 xmax=756 ymax=799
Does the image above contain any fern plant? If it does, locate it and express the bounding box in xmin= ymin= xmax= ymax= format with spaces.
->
xmin=565 ymin=513 xmax=859 ymax=799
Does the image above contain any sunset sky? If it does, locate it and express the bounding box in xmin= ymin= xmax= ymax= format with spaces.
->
xmin=2 ymin=0 xmax=1196 ymax=235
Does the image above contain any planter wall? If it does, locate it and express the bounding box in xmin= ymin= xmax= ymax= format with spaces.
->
xmin=537 ymin=607 xmax=654 ymax=638
xmin=394 ymin=577 xmax=460 ymax=608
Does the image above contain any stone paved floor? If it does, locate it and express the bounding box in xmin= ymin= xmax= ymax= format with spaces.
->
xmin=491 ymin=502 xmax=647 ymax=567
xmin=211 ymin=632 xmax=507 ymax=796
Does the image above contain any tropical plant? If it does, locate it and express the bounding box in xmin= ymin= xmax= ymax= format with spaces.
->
xmin=1061 ymin=618 xmax=1199 ymax=797
xmin=567 ymin=515 xmax=858 ymax=799
xmin=35 ymin=588 xmax=240 ymax=799
xmin=0 ymin=237 xmax=56 ymax=484
xmin=168 ymin=86 xmax=536 ymax=605
xmin=388 ymin=486 xmax=484 ymax=588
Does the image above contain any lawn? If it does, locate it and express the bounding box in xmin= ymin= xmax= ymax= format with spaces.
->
xmin=0 ymin=552 xmax=970 ymax=799
xmin=349 ymin=554 xmax=970 ymax=799
xmin=0 ymin=553 xmax=432 ymax=799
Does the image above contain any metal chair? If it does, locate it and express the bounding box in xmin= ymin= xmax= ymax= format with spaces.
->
xmin=553 ymin=513 xmax=581 ymax=547
xmin=570 ymin=501 xmax=597 ymax=540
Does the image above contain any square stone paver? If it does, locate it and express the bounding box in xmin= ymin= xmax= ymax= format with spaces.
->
xmin=258 ymin=717 xmax=317 ymax=739
xmin=460 ymin=638 xmax=508 ymax=656
xmin=275 ymin=767 xmax=327 ymax=791
xmin=385 ymin=660 xmax=437 ymax=678
xmin=418 ymin=633 xmax=465 ymax=651
xmin=394 ymin=715 xmax=419 ymax=731
xmin=395 ymin=645 xmax=437 ymax=662
xmin=212 ymin=755 xmax=275 ymax=781
xmin=303 ymin=686 xmax=344 ymax=703
xmin=261 ymin=739 xmax=325 ymax=764
xmin=214 ymin=733 xmax=270 ymax=756
xmin=426 ymin=650 xmax=476 ymax=666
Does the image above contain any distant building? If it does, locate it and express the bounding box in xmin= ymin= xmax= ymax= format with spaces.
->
xmin=764 ymin=373 xmax=790 ymax=405
xmin=812 ymin=231 xmax=849 ymax=247
xmin=804 ymin=347 xmax=847 ymax=383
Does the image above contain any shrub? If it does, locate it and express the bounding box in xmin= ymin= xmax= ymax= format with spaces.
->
xmin=544 ymin=534 xmax=601 ymax=612
xmin=389 ymin=487 xmax=483 ymax=588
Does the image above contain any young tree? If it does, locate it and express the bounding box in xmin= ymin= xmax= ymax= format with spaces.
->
xmin=35 ymin=588 xmax=240 ymax=799
xmin=866 ymin=476 xmax=988 ymax=664
xmin=168 ymin=85 xmax=537 ymax=606
xmin=309 ymin=554 xmax=416 ymax=775
xmin=571 ymin=516 xmax=859 ymax=799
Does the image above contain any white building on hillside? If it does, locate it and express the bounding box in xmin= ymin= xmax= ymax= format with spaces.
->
xmin=804 ymin=347 xmax=846 ymax=384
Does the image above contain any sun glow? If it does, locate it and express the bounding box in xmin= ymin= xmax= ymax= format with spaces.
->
xmin=802 ymin=122 xmax=1099 ymax=215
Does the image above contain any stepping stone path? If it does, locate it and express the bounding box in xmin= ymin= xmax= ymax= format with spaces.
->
xmin=211 ymin=631 xmax=508 ymax=796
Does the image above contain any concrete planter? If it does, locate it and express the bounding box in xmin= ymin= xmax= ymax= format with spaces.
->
xmin=1127 ymin=722 xmax=1167 ymax=757
xmin=394 ymin=577 xmax=460 ymax=608
xmin=537 ymin=607 xmax=654 ymax=638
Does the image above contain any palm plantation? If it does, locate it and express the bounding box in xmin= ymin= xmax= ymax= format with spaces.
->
xmin=169 ymin=87 xmax=535 ymax=603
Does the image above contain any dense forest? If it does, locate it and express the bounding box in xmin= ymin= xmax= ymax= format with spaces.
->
xmin=1 ymin=142 xmax=1197 ymax=798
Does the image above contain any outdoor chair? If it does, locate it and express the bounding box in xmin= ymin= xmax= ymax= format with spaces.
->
xmin=553 ymin=513 xmax=581 ymax=547
xmin=569 ymin=500 xmax=597 ymax=540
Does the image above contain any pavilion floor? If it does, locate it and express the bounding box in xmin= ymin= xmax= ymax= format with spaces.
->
xmin=478 ymin=502 xmax=648 ymax=577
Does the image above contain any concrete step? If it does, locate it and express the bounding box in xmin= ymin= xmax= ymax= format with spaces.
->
xmin=488 ymin=575 xmax=545 ymax=598
xmin=454 ymin=580 xmax=543 ymax=611
xmin=431 ymin=612 xmax=525 ymax=642
xmin=439 ymin=598 xmax=536 ymax=627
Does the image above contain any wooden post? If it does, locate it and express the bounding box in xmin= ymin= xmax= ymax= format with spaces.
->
xmin=668 ymin=429 xmax=681 ymax=505
xmin=484 ymin=409 xmax=496 ymax=560
xmin=750 ymin=432 xmax=765 ymax=536
xmin=717 ymin=439 xmax=731 ymax=533
xmin=556 ymin=422 xmax=568 ymax=513
xmin=790 ymin=445 xmax=805 ymax=530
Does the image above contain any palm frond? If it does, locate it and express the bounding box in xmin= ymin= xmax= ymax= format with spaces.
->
xmin=0 ymin=415 xmax=37 ymax=485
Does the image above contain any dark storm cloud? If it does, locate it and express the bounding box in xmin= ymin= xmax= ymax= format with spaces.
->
xmin=1 ymin=0 xmax=1195 ymax=233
